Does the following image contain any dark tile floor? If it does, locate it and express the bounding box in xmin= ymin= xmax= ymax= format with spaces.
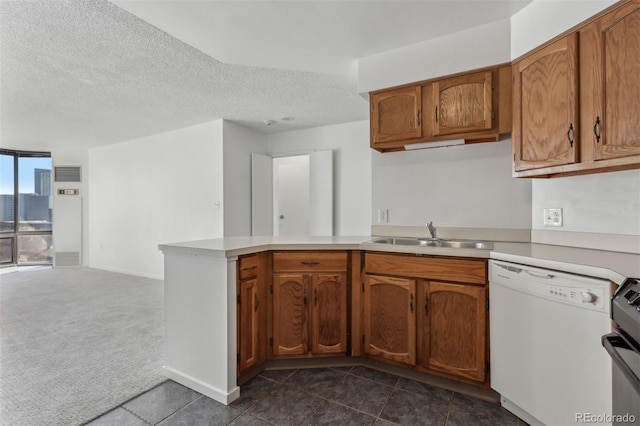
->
xmin=85 ymin=366 xmax=526 ymax=426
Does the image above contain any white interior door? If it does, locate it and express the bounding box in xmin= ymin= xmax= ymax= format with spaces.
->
xmin=251 ymin=154 xmax=273 ymax=236
xmin=309 ymin=150 xmax=333 ymax=236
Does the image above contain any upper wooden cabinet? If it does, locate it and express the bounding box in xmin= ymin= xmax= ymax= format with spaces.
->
xmin=513 ymin=33 xmax=579 ymax=172
xmin=370 ymin=86 xmax=422 ymax=145
xmin=582 ymin=0 xmax=640 ymax=162
xmin=370 ymin=65 xmax=512 ymax=152
xmin=432 ymin=71 xmax=493 ymax=136
xmin=513 ymin=0 xmax=640 ymax=177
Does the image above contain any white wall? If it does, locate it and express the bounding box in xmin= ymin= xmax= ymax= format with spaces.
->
xmin=532 ymin=170 xmax=640 ymax=235
xmin=267 ymin=120 xmax=371 ymax=236
xmin=222 ymin=121 xmax=268 ymax=237
xmin=372 ymin=140 xmax=531 ymax=229
xmin=51 ymin=148 xmax=90 ymax=265
xmin=511 ymin=1 xmax=616 ymax=59
xmin=358 ymin=18 xmax=511 ymax=94
xmin=89 ymin=120 xmax=224 ymax=279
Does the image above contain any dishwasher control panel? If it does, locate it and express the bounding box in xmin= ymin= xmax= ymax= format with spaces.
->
xmin=490 ymin=260 xmax=610 ymax=313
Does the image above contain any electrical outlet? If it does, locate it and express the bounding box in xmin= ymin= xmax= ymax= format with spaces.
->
xmin=543 ymin=208 xmax=563 ymax=227
xmin=377 ymin=208 xmax=389 ymax=224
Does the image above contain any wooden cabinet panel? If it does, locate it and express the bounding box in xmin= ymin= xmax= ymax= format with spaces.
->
xmin=238 ymin=254 xmax=259 ymax=280
xmin=364 ymin=274 xmax=416 ymax=365
xmin=364 ymin=252 xmax=487 ymax=285
xmin=583 ymin=1 xmax=640 ymax=162
xmin=272 ymin=274 xmax=308 ymax=356
xmin=433 ymin=71 xmax=493 ymax=136
xmin=513 ymin=33 xmax=579 ymax=171
xmin=273 ymin=251 xmax=347 ymax=273
xmin=311 ymin=274 xmax=347 ymax=354
xmin=238 ymin=278 xmax=259 ymax=372
xmin=420 ymin=282 xmax=486 ymax=383
xmin=370 ymin=86 xmax=422 ymax=145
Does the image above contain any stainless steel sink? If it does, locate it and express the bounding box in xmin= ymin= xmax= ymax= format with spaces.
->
xmin=367 ymin=237 xmax=493 ymax=250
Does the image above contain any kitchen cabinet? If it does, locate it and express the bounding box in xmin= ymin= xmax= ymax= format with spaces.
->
xmin=370 ymin=86 xmax=422 ymax=145
xmin=363 ymin=252 xmax=488 ymax=384
xmin=513 ymin=0 xmax=640 ymax=177
xmin=363 ymin=274 xmax=416 ymax=365
xmin=512 ymin=34 xmax=579 ymax=172
xmin=419 ymin=281 xmax=487 ymax=383
xmin=580 ymin=0 xmax=640 ymax=163
xmin=237 ymin=253 xmax=268 ymax=376
xmin=272 ymin=251 xmax=347 ymax=357
xmin=370 ymin=65 xmax=512 ymax=152
xmin=432 ymin=71 xmax=493 ymax=136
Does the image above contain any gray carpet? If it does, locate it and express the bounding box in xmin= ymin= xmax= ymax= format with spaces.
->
xmin=0 ymin=267 xmax=165 ymax=426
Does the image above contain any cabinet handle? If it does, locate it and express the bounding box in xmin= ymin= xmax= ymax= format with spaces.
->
xmin=241 ymin=265 xmax=257 ymax=271
xmin=410 ymin=293 xmax=414 ymax=313
xmin=567 ymin=123 xmax=575 ymax=148
xmin=425 ymin=295 xmax=429 ymax=315
xmin=594 ymin=117 xmax=601 ymax=143
xmin=314 ymin=288 xmax=317 ymax=306
xmin=435 ymin=106 xmax=439 ymax=123
xmin=301 ymin=261 xmax=320 ymax=267
xmin=304 ymin=288 xmax=307 ymax=306
xmin=417 ymin=108 xmax=422 ymax=126
xmin=255 ymin=293 xmax=259 ymax=312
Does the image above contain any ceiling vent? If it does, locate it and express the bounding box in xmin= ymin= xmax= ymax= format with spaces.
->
xmin=54 ymin=166 xmax=81 ymax=182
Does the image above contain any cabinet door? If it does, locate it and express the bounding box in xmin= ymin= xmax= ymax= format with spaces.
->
xmin=273 ymin=274 xmax=308 ymax=356
xmin=238 ymin=278 xmax=260 ymax=373
xmin=364 ymin=274 xmax=416 ymax=365
xmin=421 ymin=282 xmax=486 ymax=382
xmin=432 ymin=71 xmax=493 ymax=136
xmin=311 ymin=274 xmax=347 ymax=354
xmin=513 ymin=33 xmax=579 ymax=171
xmin=370 ymin=86 xmax=422 ymax=145
xmin=583 ymin=1 xmax=640 ymax=161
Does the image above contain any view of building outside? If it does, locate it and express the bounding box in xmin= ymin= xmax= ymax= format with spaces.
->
xmin=0 ymin=153 xmax=53 ymax=265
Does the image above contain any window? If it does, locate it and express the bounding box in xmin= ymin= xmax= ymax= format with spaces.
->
xmin=0 ymin=150 xmax=52 ymax=266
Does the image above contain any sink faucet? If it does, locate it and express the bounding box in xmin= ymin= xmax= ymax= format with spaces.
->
xmin=427 ymin=221 xmax=436 ymax=239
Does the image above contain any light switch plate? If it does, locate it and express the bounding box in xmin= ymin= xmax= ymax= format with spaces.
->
xmin=543 ymin=208 xmax=563 ymax=227
xmin=377 ymin=209 xmax=389 ymax=224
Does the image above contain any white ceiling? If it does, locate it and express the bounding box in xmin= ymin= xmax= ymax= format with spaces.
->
xmin=0 ymin=0 xmax=530 ymax=152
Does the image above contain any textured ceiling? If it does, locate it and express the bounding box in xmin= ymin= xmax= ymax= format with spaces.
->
xmin=0 ymin=0 xmax=530 ymax=152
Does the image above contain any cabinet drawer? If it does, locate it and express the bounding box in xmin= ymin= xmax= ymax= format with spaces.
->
xmin=365 ymin=253 xmax=487 ymax=285
xmin=238 ymin=254 xmax=259 ymax=280
xmin=273 ymin=251 xmax=347 ymax=272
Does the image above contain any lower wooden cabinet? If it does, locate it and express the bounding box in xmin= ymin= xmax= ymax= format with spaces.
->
xmin=363 ymin=274 xmax=416 ymax=365
xmin=363 ymin=252 xmax=488 ymax=384
xmin=272 ymin=272 xmax=347 ymax=357
xmin=237 ymin=253 xmax=268 ymax=377
xmin=419 ymin=281 xmax=487 ymax=382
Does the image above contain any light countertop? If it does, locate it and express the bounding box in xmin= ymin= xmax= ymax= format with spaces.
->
xmin=159 ymin=236 xmax=640 ymax=284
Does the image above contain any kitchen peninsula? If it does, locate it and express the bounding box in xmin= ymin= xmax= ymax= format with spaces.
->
xmin=159 ymin=234 xmax=640 ymax=405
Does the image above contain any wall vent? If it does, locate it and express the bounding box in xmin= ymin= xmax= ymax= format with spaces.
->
xmin=54 ymin=166 xmax=81 ymax=182
xmin=54 ymin=251 xmax=81 ymax=267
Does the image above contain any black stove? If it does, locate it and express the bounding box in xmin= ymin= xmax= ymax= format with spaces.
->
xmin=602 ymin=278 xmax=640 ymax=425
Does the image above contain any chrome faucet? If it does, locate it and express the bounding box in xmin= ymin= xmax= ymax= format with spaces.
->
xmin=427 ymin=221 xmax=436 ymax=239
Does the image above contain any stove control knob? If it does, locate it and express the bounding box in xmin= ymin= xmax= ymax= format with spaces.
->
xmin=628 ymin=293 xmax=640 ymax=305
xmin=581 ymin=292 xmax=597 ymax=303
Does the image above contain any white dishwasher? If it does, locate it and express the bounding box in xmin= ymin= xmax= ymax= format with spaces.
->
xmin=489 ymin=260 xmax=612 ymax=426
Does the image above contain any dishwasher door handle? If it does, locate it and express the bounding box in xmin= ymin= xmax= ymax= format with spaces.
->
xmin=602 ymin=333 xmax=640 ymax=390
xmin=524 ymin=270 xmax=555 ymax=279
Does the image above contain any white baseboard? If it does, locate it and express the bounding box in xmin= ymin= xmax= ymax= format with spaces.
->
xmin=162 ymin=365 xmax=240 ymax=405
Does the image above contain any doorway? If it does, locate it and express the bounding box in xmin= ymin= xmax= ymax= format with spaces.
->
xmin=251 ymin=150 xmax=333 ymax=237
